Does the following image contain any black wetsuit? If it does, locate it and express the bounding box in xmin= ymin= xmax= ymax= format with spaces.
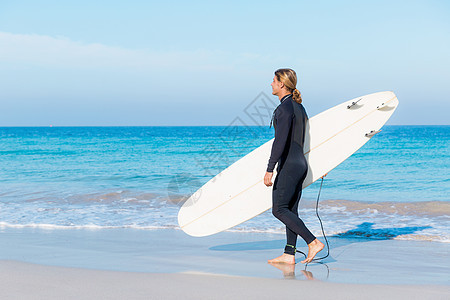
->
xmin=267 ymin=94 xmax=316 ymax=255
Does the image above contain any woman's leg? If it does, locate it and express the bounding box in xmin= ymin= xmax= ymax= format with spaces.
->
xmin=284 ymin=186 xmax=301 ymax=255
xmin=272 ymin=169 xmax=316 ymax=246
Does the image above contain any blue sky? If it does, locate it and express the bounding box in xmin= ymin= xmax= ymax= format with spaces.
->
xmin=0 ymin=0 xmax=449 ymax=126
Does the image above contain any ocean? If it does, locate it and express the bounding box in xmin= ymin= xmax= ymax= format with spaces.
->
xmin=0 ymin=126 xmax=449 ymax=242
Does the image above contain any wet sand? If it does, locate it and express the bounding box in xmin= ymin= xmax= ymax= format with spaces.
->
xmin=0 ymin=227 xmax=449 ymax=299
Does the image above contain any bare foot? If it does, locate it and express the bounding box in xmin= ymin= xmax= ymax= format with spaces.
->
xmin=267 ymin=253 xmax=295 ymax=264
xmin=300 ymin=239 xmax=324 ymax=264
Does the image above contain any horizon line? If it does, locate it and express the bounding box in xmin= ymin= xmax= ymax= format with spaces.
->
xmin=0 ymin=124 xmax=448 ymax=128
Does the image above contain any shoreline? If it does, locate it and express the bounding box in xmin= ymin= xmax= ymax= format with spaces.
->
xmin=0 ymin=227 xmax=449 ymax=285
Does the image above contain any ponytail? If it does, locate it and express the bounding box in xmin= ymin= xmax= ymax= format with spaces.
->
xmin=292 ymin=88 xmax=302 ymax=104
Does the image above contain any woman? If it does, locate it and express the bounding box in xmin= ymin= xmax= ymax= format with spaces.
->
xmin=264 ymin=68 xmax=324 ymax=264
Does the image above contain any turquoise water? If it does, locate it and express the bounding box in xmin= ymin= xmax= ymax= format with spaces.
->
xmin=0 ymin=126 xmax=449 ymax=241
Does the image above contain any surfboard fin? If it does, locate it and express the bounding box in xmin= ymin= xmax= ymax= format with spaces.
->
xmin=347 ymin=98 xmax=362 ymax=109
xmin=377 ymin=102 xmax=388 ymax=109
xmin=365 ymin=130 xmax=381 ymax=138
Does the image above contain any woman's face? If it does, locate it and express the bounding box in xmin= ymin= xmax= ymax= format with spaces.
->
xmin=271 ymin=75 xmax=284 ymax=96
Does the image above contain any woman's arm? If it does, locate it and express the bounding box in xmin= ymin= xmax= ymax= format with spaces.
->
xmin=266 ymin=106 xmax=293 ymax=172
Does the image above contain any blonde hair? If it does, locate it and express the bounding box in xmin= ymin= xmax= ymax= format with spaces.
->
xmin=275 ymin=68 xmax=302 ymax=104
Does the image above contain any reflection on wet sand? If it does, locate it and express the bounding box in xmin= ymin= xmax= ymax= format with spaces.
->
xmin=268 ymin=261 xmax=329 ymax=280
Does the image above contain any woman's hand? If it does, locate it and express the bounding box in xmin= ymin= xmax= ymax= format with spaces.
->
xmin=264 ymin=172 xmax=273 ymax=187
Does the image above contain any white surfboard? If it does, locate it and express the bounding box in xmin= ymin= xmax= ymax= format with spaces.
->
xmin=178 ymin=91 xmax=399 ymax=237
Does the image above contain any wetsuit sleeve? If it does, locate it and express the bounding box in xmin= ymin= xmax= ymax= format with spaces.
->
xmin=267 ymin=106 xmax=293 ymax=172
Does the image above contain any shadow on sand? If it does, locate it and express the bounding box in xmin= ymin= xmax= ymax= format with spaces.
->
xmin=210 ymin=222 xmax=431 ymax=252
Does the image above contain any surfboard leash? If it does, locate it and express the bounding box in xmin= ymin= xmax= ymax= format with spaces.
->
xmin=295 ymin=177 xmax=330 ymax=263
xmin=311 ymin=177 xmax=330 ymax=262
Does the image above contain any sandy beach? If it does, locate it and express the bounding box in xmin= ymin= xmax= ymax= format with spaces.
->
xmin=0 ymin=227 xmax=449 ymax=299
xmin=1 ymin=260 xmax=450 ymax=300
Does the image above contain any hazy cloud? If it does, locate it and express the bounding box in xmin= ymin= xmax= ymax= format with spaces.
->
xmin=0 ymin=31 xmax=279 ymax=72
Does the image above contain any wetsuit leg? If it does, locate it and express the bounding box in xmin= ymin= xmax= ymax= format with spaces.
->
xmin=285 ymin=184 xmax=302 ymax=254
xmin=272 ymin=164 xmax=316 ymax=255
